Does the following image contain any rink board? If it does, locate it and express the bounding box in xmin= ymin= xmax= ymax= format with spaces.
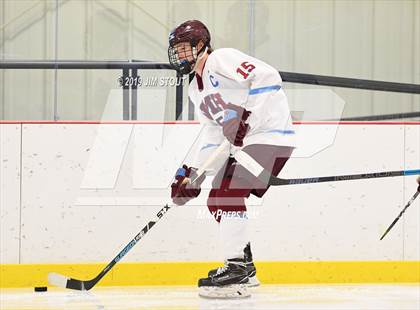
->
xmin=1 ymin=122 xmax=419 ymax=288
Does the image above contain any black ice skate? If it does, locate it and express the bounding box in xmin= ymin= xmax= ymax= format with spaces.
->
xmin=198 ymin=258 xmax=250 ymax=299
xmin=208 ymin=243 xmax=260 ymax=287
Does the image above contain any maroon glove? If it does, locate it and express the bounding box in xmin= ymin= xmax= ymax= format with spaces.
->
xmin=171 ymin=165 xmax=205 ymax=206
xmin=222 ymin=103 xmax=251 ymax=147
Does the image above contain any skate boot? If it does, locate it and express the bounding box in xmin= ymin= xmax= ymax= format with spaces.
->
xmin=198 ymin=258 xmax=250 ymax=299
xmin=208 ymin=243 xmax=260 ymax=287
xmin=243 ymin=242 xmax=260 ymax=287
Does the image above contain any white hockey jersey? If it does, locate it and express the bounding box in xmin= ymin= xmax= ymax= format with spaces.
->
xmin=188 ymin=48 xmax=296 ymax=172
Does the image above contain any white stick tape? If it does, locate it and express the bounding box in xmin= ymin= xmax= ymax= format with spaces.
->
xmin=234 ymin=150 xmax=265 ymax=178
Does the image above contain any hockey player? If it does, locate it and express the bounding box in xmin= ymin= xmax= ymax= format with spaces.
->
xmin=168 ymin=20 xmax=296 ymax=298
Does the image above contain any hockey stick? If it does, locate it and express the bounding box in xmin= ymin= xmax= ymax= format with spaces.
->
xmin=380 ymin=177 xmax=420 ymax=240
xmin=266 ymin=169 xmax=420 ymax=186
xmin=234 ymin=149 xmax=420 ymax=186
xmin=48 ymin=204 xmax=171 ymax=291
xmin=48 ymin=140 xmax=230 ymax=291
xmin=235 ymin=150 xmax=420 ymax=239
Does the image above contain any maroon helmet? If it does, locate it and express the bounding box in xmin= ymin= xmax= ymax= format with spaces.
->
xmin=168 ymin=20 xmax=211 ymax=75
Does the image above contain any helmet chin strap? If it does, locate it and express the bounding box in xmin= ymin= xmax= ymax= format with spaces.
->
xmin=197 ymin=46 xmax=208 ymax=60
xmin=190 ymin=46 xmax=208 ymax=73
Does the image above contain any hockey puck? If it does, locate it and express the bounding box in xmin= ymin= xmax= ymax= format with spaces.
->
xmin=34 ymin=286 xmax=48 ymax=292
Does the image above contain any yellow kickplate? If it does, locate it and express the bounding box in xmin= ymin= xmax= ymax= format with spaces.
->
xmin=1 ymin=261 xmax=419 ymax=288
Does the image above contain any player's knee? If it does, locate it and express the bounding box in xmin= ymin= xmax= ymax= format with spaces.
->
xmin=207 ymin=188 xmax=247 ymax=222
xmin=207 ymin=189 xmax=221 ymax=222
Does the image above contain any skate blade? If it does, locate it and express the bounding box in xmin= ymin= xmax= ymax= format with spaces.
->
xmin=199 ymin=284 xmax=250 ymax=299
xmin=247 ymin=275 xmax=260 ymax=287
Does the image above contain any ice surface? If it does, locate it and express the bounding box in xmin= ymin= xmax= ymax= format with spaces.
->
xmin=1 ymin=284 xmax=419 ymax=310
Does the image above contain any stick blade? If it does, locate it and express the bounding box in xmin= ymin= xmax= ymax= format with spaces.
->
xmin=48 ymin=272 xmax=94 ymax=291
xmin=48 ymin=272 xmax=69 ymax=288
